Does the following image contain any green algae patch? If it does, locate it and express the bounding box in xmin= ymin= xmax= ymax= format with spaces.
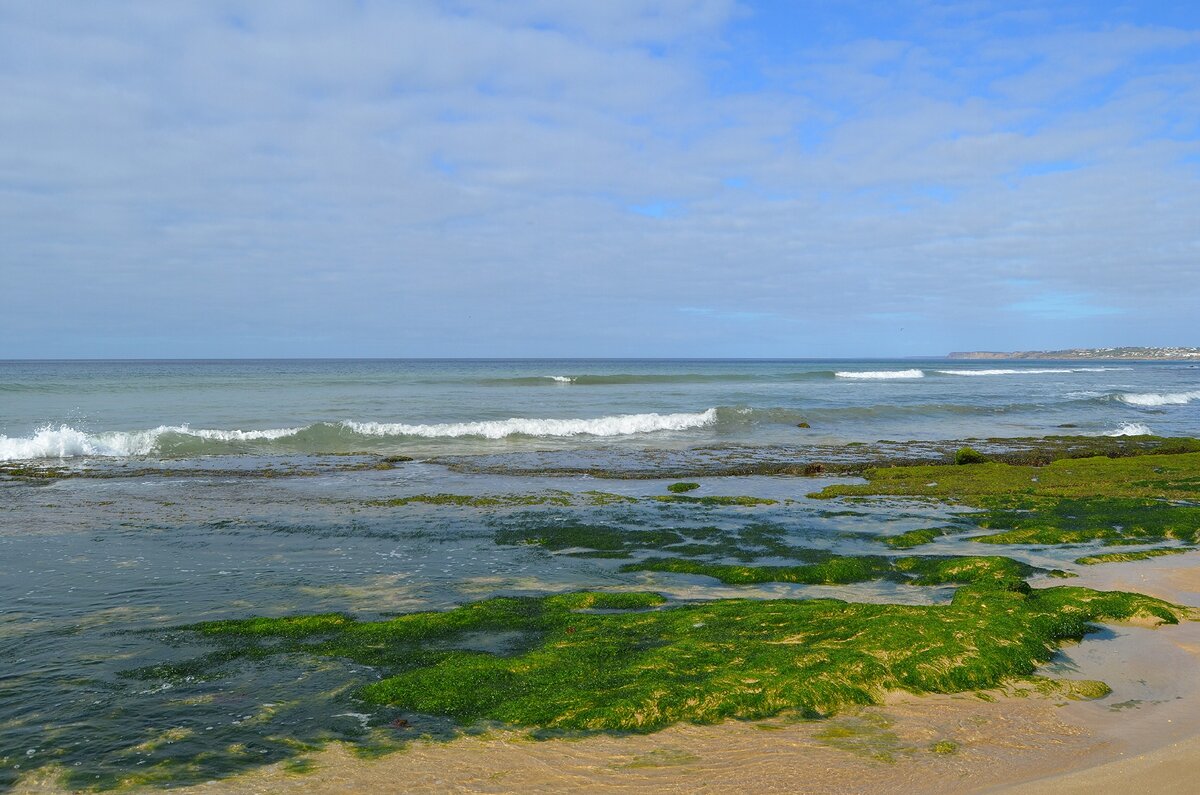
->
xmin=367 ymin=492 xmax=573 ymax=508
xmin=884 ymin=527 xmax=952 ymax=549
xmin=972 ymin=498 xmax=1200 ymax=546
xmin=667 ymin=482 xmax=701 ymax=493
xmin=495 ymin=524 xmax=686 ymax=553
xmin=582 ymin=490 xmax=638 ymax=506
xmin=621 ymin=556 xmax=895 ymax=585
xmin=812 ymin=452 xmax=1200 ymax=550
xmin=954 ymin=447 xmax=988 ymax=465
xmin=929 ymin=740 xmax=958 ymax=755
xmin=621 ymin=554 xmax=1039 ymax=587
xmin=616 ymin=748 xmax=700 ymax=769
xmin=652 ymin=494 xmax=778 ymax=506
xmin=1075 ymin=547 xmax=1190 ymax=565
xmin=494 ymin=520 xmax=822 ymax=562
xmin=813 ymin=452 xmax=1200 ymax=503
xmin=168 ymin=584 xmax=1189 ymax=736
xmin=1000 ymin=676 xmax=1111 ymax=700
xmin=814 ymin=712 xmax=908 ymax=763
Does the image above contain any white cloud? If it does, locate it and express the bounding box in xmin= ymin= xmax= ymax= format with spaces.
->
xmin=0 ymin=1 xmax=1198 ymax=356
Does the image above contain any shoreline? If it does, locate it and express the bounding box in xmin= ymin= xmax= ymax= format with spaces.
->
xmin=6 ymin=437 xmax=1200 ymax=793
xmin=15 ymin=559 xmax=1196 ymax=795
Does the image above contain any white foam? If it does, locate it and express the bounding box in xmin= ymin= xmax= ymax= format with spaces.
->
xmin=936 ymin=368 xmax=1072 ymax=376
xmin=835 ymin=369 xmax=924 ymax=380
xmin=1106 ymin=422 xmax=1153 ymax=436
xmin=1116 ymin=390 xmax=1200 ymax=407
xmin=936 ymin=367 xmax=1132 ymax=376
xmin=0 ymin=423 xmax=304 ymax=461
xmin=547 ymin=376 xmax=575 ymax=383
xmin=0 ymin=425 xmax=123 ymax=460
xmin=0 ymin=410 xmax=720 ymax=461
xmin=342 ymin=409 xmax=717 ymax=439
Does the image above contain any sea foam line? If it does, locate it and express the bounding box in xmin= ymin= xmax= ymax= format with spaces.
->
xmin=834 ymin=369 xmax=925 ymax=380
xmin=342 ymin=409 xmax=717 ymax=439
xmin=934 ymin=367 xmax=1130 ymax=376
xmin=1106 ymin=422 xmax=1153 ymax=436
xmin=0 ymin=410 xmax=719 ymax=460
xmin=1116 ymin=390 xmax=1200 ymax=407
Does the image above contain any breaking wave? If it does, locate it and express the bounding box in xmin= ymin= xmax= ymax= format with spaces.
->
xmin=1106 ymin=422 xmax=1153 ymax=436
xmin=481 ymin=372 xmax=834 ymax=386
xmin=1115 ymin=390 xmax=1200 ymax=407
xmin=934 ymin=367 xmax=1131 ymax=376
xmin=0 ymin=410 xmax=719 ymax=461
xmin=834 ymin=369 xmax=925 ymax=380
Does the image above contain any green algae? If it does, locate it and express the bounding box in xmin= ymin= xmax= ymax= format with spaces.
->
xmin=616 ymin=748 xmax=700 ymax=768
xmin=367 ymin=492 xmax=574 ymax=508
xmin=929 ymin=739 xmax=958 ymax=755
xmin=1000 ymin=676 xmax=1112 ymax=700
xmin=1074 ymin=547 xmax=1190 ymax=565
xmin=582 ymin=490 xmax=639 ymax=506
xmin=651 ymin=494 xmax=778 ymax=506
xmin=620 ymin=556 xmax=895 ymax=585
xmin=954 ymin=447 xmax=988 ymax=465
xmin=813 ymin=452 xmax=1200 ymax=503
xmin=667 ymin=482 xmax=701 ymax=493
xmin=813 ymin=452 xmax=1200 ymax=551
xmin=493 ymin=519 xmax=821 ymax=562
xmin=971 ymin=498 xmax=1200 ymax=546
xmin=883 ymin=527 xmax=952 ymax=549
xmin=495 ymin=524 xmax=686 ymax=553
xmin=170 ymin=585 xmax=1188 ymax=735
xmin=621 ymin=554 xmax=1040 ymax=587
xmin=814 ymin=712 xmax=907 ymax=763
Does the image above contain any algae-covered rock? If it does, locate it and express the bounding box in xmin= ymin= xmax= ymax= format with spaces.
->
xmin=954 ymin=447 xmax=988 ymax=465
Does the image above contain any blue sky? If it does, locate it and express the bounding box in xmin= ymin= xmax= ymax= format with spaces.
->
xmin=1 ymin=1 xmax=1198 ymax=357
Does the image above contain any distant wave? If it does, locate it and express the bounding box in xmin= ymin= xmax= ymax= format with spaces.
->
xmin=1106 ymin=422 xmax=1153 ymax=436
xmin=481 ymin=372 xmax=834 ymax=386
xmin=1115 ymin=390 xmax=1200 ymax=407
xmin=834 ymin=369 xmax=924 ymax=380
xmin=340 ymin=410 xmax=716 ymax=439
xmin=0 ymin=410 xmax=719 ymax=460
xmin=934 ymin=367 xmax=1131 ymax=376
xmin=479 ymin=367 xmax=1135 ymax=386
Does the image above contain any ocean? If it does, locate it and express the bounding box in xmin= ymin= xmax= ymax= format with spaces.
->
xmin=3 ymin=358 xmax=1200 ymax=461
xmin=3 ymin=359 xmax=1200 ymax=791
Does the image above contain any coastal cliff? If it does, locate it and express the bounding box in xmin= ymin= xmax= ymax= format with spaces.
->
xmin=948 ymin=347 xmax=1200 ymax=360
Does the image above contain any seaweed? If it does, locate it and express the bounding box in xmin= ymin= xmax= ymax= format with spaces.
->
xmin=1074 ymin=548 xmax=1190 ymax=565
xmin=171 ymin=585 xmax=1188 ymax=735
xmin=620 ymin=554 xmax=1040 ymax=587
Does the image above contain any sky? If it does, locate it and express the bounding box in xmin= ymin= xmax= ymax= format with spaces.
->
xmin=2 ymin=1 xmax=1198 ymax=358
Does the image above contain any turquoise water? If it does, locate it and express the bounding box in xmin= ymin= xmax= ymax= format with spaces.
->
xmin=2 ymin=359 xmax=1200 ymax=790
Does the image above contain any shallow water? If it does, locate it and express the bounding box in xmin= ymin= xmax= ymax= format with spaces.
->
xmin=3 ymin=359 xmax=1200 ymax=791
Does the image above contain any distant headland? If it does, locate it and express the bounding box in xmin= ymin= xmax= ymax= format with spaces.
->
xmin=948 ymin=346 xmax=1200 ymax=360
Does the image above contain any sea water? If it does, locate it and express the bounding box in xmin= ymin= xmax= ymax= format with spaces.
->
xmin=2 ymin=359 xmax=1199 ymax=790
xmin=3 ymin=359 xmax=1199 ymax=460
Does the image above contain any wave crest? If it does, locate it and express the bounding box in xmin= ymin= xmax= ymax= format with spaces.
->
xmin=1106 ymin=422 xmax=1153 ymax=436
xmin=835 ymin=369 xmax=924 ymax=380
xmin=341 ymin=409 xmax=717 ymax=440
xmin=1116 ymin=390 xmax=1200 ymax=407
xmin=0 ymin=410 xmax=719 ymax=461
